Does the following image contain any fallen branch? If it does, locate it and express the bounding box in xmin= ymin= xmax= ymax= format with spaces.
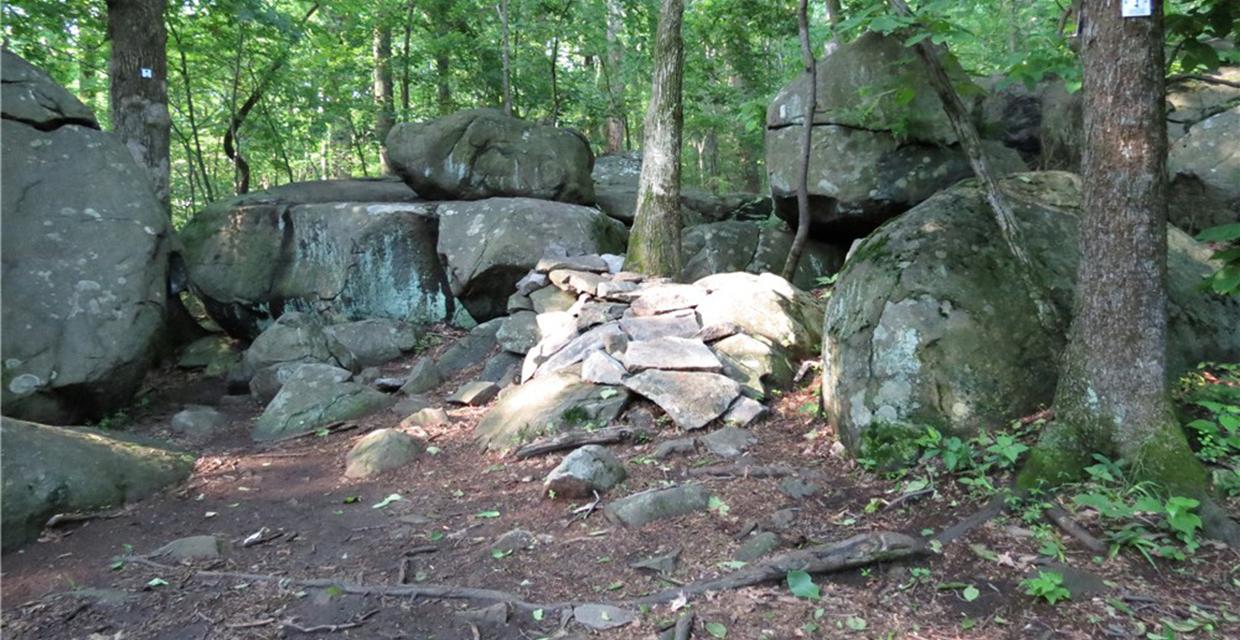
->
xmin=46 ymin=507 xmax=131 ymax=528
xmin=513 ymin=426 xmax=654 ymax=459
xmin=1166 ymin=73 xmax=1240 ymax=90
xmin=1044 ymin=502 xmax=1107 ymax=553
xmin=934 ymin=490 xmax=1009 ymax=545
xmin=684 ymin=463 xmax=801 ymax=479
xmin=259 ymin=421 xmax=356 ymax=448
xmin=630 ymin=531 xmax=926 ymax=605
xmin=281 ymin=609 xmax=377 ymax=633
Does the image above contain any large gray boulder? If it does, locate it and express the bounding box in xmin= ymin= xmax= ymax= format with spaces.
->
xmin=978 ymin=76 xmax=1083 ymax=170
xmin=323 ymin=318 xmax=420 ymax=368
xmin=592 ymin=153 xmax=771 ymax=226
xmin=475 ymin=372 xmax=630 ymax=450
xmin=243 ymin=312 xmax=357 ymax=373
xmin=765 ymin=32 xmax=1025 ymax=243
xmin=180 ymin=183 xmax=451 ymax=339
xmin=681 ymin=220 xmax=844 ymax=290
xmin=253 ymin=366 xmax=389 ymax=441
xmin=2 ymin=51 xmax=173 ymax=424
xmin=823 ymin=172 xmax=1240 ymax=451
xmin=387 ymin=108 xmax=595 ymax=203
xmin=437 ymin=198 xmax=628 ymax=320
xmin=1168 ymin=105 xmax=1240 ymax=234
xmin=1 ymin=417 xmax=194 ymax=551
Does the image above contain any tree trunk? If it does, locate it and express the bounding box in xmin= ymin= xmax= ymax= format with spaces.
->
xmin=169 ymin=22 xmax=214 ymax=202
xmin=604 ymin=0 xmax=626 ymax=153
xmin=499 ymin=0 xmax=513 ymax=115
xmin=780 ymin=0 xmax=816 ymax=282
xmin=436 ymin=51 xmax=452 ymax=115
xmin=1019 ymin=0 xmax=1236 ymax=544
xmin=700 ymin=129 xmax=719 ymax=190
xmin=626 ymin=0 xmax=685 ymax=278
xmin=824 ymin=0 xmax=843 ymax=56
xmin=374 ymin=23 xmax=395 ymax=173
xmin=401 ymin=0 xmax=414 ymax=119
xmin=548 ymin=36 xmax=561 ymax=126
xmin=106 ymin=0 xmax=171 ymax=215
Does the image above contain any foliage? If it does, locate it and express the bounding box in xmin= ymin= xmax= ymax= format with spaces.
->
xmin=1196 ymin=223 xmax=1240 ymax=296
xmin=1175 ymin=362 xmax=1240 ymax=495
xmin=1072 ymin=457 xmax=1205 ymax=563
xmin=1021 ymin=570 xmax=1070 ymax=605
xmin=786 ymin=569 xmax=820 ymax=599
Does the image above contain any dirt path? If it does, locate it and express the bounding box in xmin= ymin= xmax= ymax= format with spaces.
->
xmin=3 ymin=354 xmax=1237 ymax=639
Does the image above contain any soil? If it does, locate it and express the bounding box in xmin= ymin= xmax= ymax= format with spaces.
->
xmin=2 ymin=336 xmax=1237 ymax=639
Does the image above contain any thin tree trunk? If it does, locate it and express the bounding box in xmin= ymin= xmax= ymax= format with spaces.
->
xmin=169 ymin=22 xmax=214 ymax=202
xmin=548 ymin=36 xmax=561 ymax=125
xmin=374 ymin=22 xmax=395 ymax=173
xmin=604 ymin=0 xmax=626 ymax=153
xmin=890 ymin=0 xmax=1058 ymax=332
xmin=401 ymin=0 xmax=414 ymax=118
xmin=498 ymin=0 xmax=513 ymax=115
xmin=106 ymin=0 xmax=171 ymax=214
xmin=824 ymin=0 xmax=843 ymax=55
xmin=436 ymin=52 xmax=452 ymax=114
xmin=626 ymin=0 xmax=685 ymax=277
xmin=780 ymin=0 xmax=816 ymax=282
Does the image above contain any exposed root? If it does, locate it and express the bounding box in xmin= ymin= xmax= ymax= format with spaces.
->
xmin=513 ymin=426 xmax=655 ymax=459
xmin=1044 ymin=502 xmax=1107 ymax=553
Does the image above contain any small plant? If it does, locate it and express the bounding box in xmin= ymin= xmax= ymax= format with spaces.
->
xmin=1021 ymin=571 xmax=1071 ymax=605
xmin=1195 ymin=222 xmax=1240 ymax=295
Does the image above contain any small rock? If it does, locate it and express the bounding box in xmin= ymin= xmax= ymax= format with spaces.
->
xmin=623 ymin=336 xmax=722 ymax=372
xmin=491 ymin=528 xmax=536 ymax=555
xmin=596 ymin=279 xmax=639 ymax=299
xmin=448 ymin=381 xmax=500 ymax=406
xmin=480 ymin=351 xmax=522 ymax=387
xmin=695 ymin=322 xmax=741 ymax=343
xmin=619 ymin=310 xmax=701 ymax=341
xmin=581 ymin=350 xmax=628 ymax=385
xmin=652 ymin=437 xmax=697 ymax=459
xmin=536 ymin=254 xmax=610 ymax=273
xmin=457 ymin=602 xmax=510 ymax=626
xmin=576 ymin=301 xmax=627 ymax=331
xmin=345 ymin=429 xmax=424 ymax=478
xmin=573 ymin=604 xmax=637 ymax=630
xmin=527 ymin=322 xmax=624 ymax=381
xmin=534 ymin=311 xmax=579 ymax=352
xmin=623 ymin=370 xmax=740 ymax=430
xmin=600 ymin=254 xmax=625 ymax=273
xmin=605 ymin=484 xmax=711 ymax=527
xmin=514 ymin=270 xmax=549 ymax=296
xmin=700 ymin=426 xmax=756 ymax=458
xmin=400 ymin=358 xmax=444 ymax=395
xmin=497 ymin=311 xmax=540 ymax=354
xmin=530 ymin=285 xmax=577 ymax=313
xmin=170 ymin=406 xmax=225 ymax=435
xmin=722 ymin=396 xmax=768 ymax=427
xmin=735 ymin=531 xmax=780 ymax=562
xmin=765 ymin=508 xmax=798 ymax=531
xmin=392 ymin=394 xmax=431 ymax=416
xmin=373 ymin=377 xmax=405 ymax=392
xmin=545 ymin=445 xmax=627 ymax=498
xmin=1032 ymin=562 xmax=1109 ymax=597
xmin=629 ymin=284 xmax=707 ymax=316
xmin=506 ymin=293 xmax=533 ymax=313
xmin=150 ymin=535 xmax=221 ymax=562
xmin=549 ymin=269 xmax=608 ymax=295
xmin=778 ymin=477 xmax=820 ymax=500
xmin=401 ymin=407 xmax=450 ymax=428
xmin=629 ymin=546 xmax=681 ymax=574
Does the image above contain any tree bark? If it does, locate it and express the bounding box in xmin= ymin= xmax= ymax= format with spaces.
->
xmin=780 ymin=0 xmax=816 ymax=282
xmin=106 ymin=0 xmax=171 ymax=215
xmin=890 ymin=0 xmax=1058 ymax=332
xmin=626 ymin=0 xmax=685 ymax=278
xmin=604 ymin=0 xmax=626 ymax=153
xmin=1018 ymin=0 xmax=1236 ymax=544
xmin=498 ymin=0 xmax=513 ymax=115
xmin=401 ymin=0 xmax=414 ymax=118
xmin=374 ymin=22 xmax=395 ymax=173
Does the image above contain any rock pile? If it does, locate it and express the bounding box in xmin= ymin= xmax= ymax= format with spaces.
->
xmin=471 ymin=257 xmax=825 ymax=450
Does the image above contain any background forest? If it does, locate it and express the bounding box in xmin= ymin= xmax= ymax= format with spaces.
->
xmin=11 ymin=0 xmax=1231 ymax=227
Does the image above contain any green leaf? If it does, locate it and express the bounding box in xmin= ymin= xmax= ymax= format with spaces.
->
xmin=845 ymin=616 xmax=867 ymax=631
xmin=532 ymin=608 xmax=545 ymax=621
xmin=372 ymin=493 xmax=402 ymax=509
xmin=786 ymin=570 xmax=820 ymax=600
xmin=146 ymin=577 xmax=169 ymax=588
xmin=705 ymin=621 xmax=728 ymax=638
xmin=491 ymin=548 xmax=512 ymax=559
xmin=476 ymin=510 xmax=501 ymax=519
xmin=962 ymin=585 xmax=980 ymax=602
xmin=599 ymin=388 xmax=619 ymax=399
xmin=342 ymin=495 xmax=360 ymax=504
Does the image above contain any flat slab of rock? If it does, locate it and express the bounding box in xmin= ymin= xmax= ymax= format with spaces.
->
xmin=605 ymin=484 xmax=711 ymax=527
xmin=528 ymin=322 xmax=624 ymax=381
xmin=475 ymin=372 xmax=630 ymax=450
xmin=536 ymin=255 xmax=610 ymax=273
xmin=449 ymin=381 xmax=499 ymax=406
xmin=619 ymin=310 xmax=701 ymax=341
xmin=253 ymin=372 xmax=389 ymax=441
xmin=549 ymin=269 xmax=608 ymax=295
xmin=544 ymin=444 xmax=627 ymax=498
xmin=345 ymin=429 xmax=424 ymax=478
xmin=735 ymin=531 xmax=780 ymax=562
xmin=151 ymin=535 xmax=222 ymax=562
xmin=400 ymin=358 xmax=444 ymax=395
xmin=623 ymin=370 xmax=740 ymax=430
xmin=573 ymin=604 xmax=637 ymax=630
xmin=723 ymin=396 xmax=768 ymax=427
xmin=629 ymin=284 xmax=708 ymax=316
xmin=700 ymin=426 xmax=756 ymax=458
xmin=400 ymin=407 xmax=449 ymax=429
xmin=171 ymin=406 xmax=226 ymax=435
xmin=497 ymin=311 xmax=539 ymax=354
xmin=622 ymin=336 xmax=722 ymax=372
xmin=530 ymin=285 xmax=578 ymax=313
xmin=581 ymin=350 xmax=628 ymax=385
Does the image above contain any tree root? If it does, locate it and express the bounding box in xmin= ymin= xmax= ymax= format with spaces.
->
xmin=1044 ymin=502 xmax=1107 ymax=553
xmin=512 ymin=426 xmax=654 ymax=459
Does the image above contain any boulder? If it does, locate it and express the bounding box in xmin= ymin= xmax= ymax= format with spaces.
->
xmin=2 ymin=51 xmax=173 ymax=424
xmin=344 ymin=429 xmax=424 ymax=478
xmin=436 ymin=317 xmax=503 ymax=377
xmin=604 ymin=484 xmax=711 ymax=527
xmin=244 ymin=312 xmax=356 ymax=374
xmin=713 ymin=333 xmax=795 ymax=400
xmin=250 ymin=362 xmax=352 ymax=404
xmin=400 ymin=358 xmax=445 ymax=395
xmin=386 ymin=108 xmax=595 ymax=203
xmin=623 ymin=370 xmax=740 ymax=430
xmin=150 ymin=535 xmax=222 ymax=562
xmin=323 ymin=319 xmax=419 ymax=368
xmin=822 ymin=172 xmax=1240 ymax=450
xmin=176 ymin=335 xmax=242 ymax=376
xmin=253 ymin=368 xmax=390 ymax=441
xmin=180 ymin=187 xmax=451 ymax=339
xmin=1 ymin=417 xmax=194 ymax=551
xmin=475 ymin=372 xmax=629 ymax=450
xmin=1166 ymin=66 xmax=1240 ymax=142
xmin=978 ymin=76 xmax=1083 ymax=170
xmin=622 ymin=337 xmax=723 ymax=372
xmin=448 ymin=381 xmax=500 ymax=405
xmin=171 ymin=406 xmax=226 ymax=436
xmin=437 ymin=198 xmax=627 ymax=320
xmin=765 ymin=32 xmax=1026 ymax=242
xmin=1168 ymin=106 xmax=1240 ymax=234
xmin=681 ymin=220 xmax=844 ymax=291
xmin=694 ymin=272 xmax=824 ymax=359
xmin=591 ymin=153 xmax=771 ymax=226
xmin=544 ymin=444 xmax=627 ymax=498
xmin=497 ymin=311 xmax=539 ymax=354
xmin=479 ymin=351 xmax=523 ymax=387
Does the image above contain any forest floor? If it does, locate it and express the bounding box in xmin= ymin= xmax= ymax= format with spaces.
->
xmin=2 ymin=337 xmax=1238 ymax=640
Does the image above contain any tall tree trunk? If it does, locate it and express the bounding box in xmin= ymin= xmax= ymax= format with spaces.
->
xmin=401 ymin=0 xmax=414 ymax=118
xmin=700 ymin=129 xmax=719 ymax=191
xmin=824 ymin=0 xmax=843 ymax=56
xmin=1019 ymin=0 xmax=1237 ymax=544
xmin=374 ymin=23 xmax=395 ymax=173
xmin=780 ymin=0 xmax=815 ymax=281
xmin=498 ymin=0 xmax=513 ymax=115
xmin=107 ymin=0 xmax=171 ymax=215
xmin=548 ymin=36 xmax=561 ymax=125
xmin=626 ymin=0 xmax=684 ymax=277
xmin=604 ymin=0 xmax=626 ymax=153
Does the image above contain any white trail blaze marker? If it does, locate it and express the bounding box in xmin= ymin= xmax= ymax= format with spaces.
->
xmin=1121 ymin=0 xmax=1151 ymax=18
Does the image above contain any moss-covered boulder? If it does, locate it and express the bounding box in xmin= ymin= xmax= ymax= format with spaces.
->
xmin=180 ymin=181 xmax=452 ymax=339
xmin=680 ymin=220 xmax=844 ymax=290
xmin=823 ymin=172 xmax=1240 ymax=451
xmin=1 ymin=417 xmax=194 ymax=551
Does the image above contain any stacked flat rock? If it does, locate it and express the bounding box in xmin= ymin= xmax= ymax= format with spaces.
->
xmin=476 ymin=256 xmax=824 ymax=448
